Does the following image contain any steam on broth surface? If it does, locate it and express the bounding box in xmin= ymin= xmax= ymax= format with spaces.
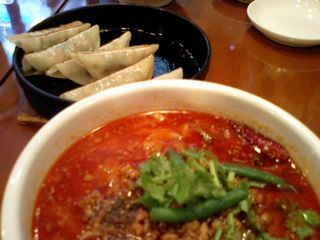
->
xmin=33 ymin=111 xmax=320 ymax=240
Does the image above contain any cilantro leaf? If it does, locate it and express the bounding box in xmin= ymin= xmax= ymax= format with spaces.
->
xmin=136 ymin=149 xmax=227 ymax=208
xmin=286 ymin=209 xmax=320 ymax=240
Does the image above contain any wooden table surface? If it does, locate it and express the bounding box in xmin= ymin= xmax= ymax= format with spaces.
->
xmin=1 ymin=0 xmax=320 ymax=215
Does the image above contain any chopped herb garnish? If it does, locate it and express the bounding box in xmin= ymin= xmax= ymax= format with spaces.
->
xmin=135 ymin=148 xmax=318 ymax=239
xmin=286 ymin=209 xmax=320 ymax=240
xmin=136 ymin=149 xmax=227 ymax=208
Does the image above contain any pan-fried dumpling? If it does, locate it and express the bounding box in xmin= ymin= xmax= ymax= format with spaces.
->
xmin=72 ymin=44 xmax=159 ymax=80
xmin=45 ymin=31 xmax=132 ymax=85
xmin=7 ymin=21 xmax=91 ymax=53
xmin=153 ymin=68 xmax=183 ymax=80
xmin=60 ymin=55 xmax=154 ymax=101
xmin=46 ymin=59 xmax=93 ymax=85
xmin=22 ymin=25 xmax=100 ymax=75
xmin=100 ymin=31 xmax=132 ymax=50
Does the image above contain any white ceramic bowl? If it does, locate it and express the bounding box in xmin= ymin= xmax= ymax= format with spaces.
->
xmin=247 ymin=0 xmax=320 ymax=47
xmin=2 ymin=80 xmax=320 ymax=239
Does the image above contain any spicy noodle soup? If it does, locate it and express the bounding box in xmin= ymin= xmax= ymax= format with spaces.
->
xmin=32 ymin=111 xmax=320 ymax=239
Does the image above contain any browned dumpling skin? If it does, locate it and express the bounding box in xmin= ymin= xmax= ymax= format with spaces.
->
xmin=45 ymin=32 xmax=132 ymax=85
xmin=72 ymin=44 xmax=159 ymax=80
xmin=7 ymin=21 xmax=91 ymax=53
xmin=22 ymin=25 xmax=100 ymax=75
xmin=153 ymin=68 xmax=183 ymax=80
xmin=60 ymin=55 xmax=154 ymax=101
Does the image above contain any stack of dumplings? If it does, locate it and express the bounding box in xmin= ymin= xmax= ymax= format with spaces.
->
xmin=8 ymin=21 xmax=183 ymax=101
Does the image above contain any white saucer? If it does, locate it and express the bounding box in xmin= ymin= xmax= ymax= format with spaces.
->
xmin=247 ymin=0 xmax=320 ymax=47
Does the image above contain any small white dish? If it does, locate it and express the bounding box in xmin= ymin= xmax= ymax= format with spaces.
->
xmin=247 ymin=0 xmax=320 ymax=47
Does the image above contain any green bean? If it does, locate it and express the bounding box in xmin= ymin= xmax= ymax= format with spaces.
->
xmin=150 ymin=188 xmax=248 ymax=223
xmin=221 ymin=163 xmax=290 ymax=189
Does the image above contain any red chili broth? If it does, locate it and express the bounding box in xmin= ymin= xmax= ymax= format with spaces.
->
xmin=32 ymin=111 xmax=320 ymax=239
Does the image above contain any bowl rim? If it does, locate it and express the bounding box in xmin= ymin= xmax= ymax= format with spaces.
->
xmin=2 ymin=80 xmax=320 ymax=240
xmin=12 ymin=3 xmax=211 ymax=106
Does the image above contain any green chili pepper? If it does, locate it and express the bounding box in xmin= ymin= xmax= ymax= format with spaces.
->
xmin=221 ymin=163 xmax=290 ymax=189
xmin=150 ymin=188 xmax=248 ymax=223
